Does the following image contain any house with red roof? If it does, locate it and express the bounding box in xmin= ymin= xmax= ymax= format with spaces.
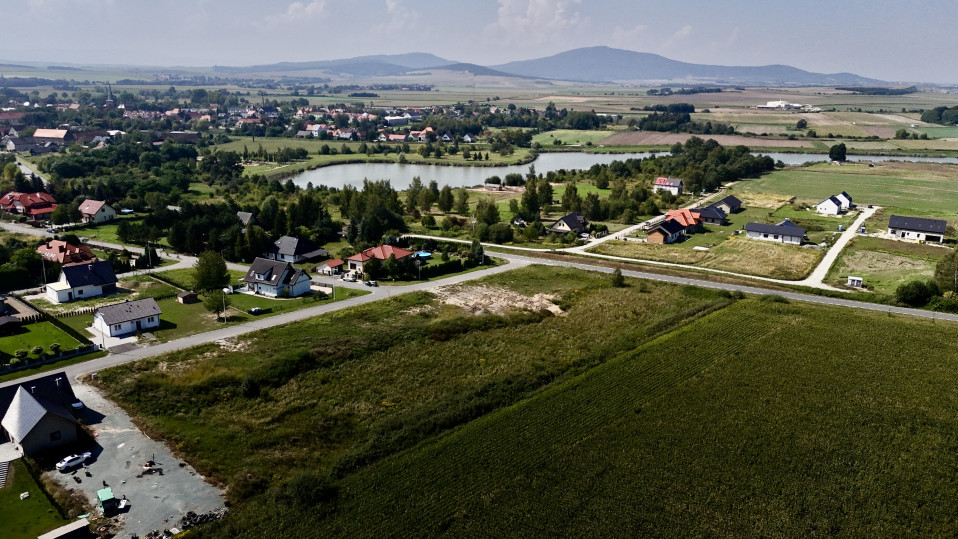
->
xmin=36 ymin=240 xmax=96 ymax=266
xmin=78 ymin=199 xmax=116 ymax=224
xmin=0 ymin=191 xmax=57 ymax=221
xmin=346 ymin=245 xmax=414 ymax=274
xmin=664 ymin=208 xmax=703 ymax=233
xmin=653 ymin=177 xmax=683 ymax=196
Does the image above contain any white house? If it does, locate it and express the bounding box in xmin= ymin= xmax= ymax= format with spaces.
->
xmin=816 ymin=196 xmax=843 ymax=215
xmin=93 ymin=298 xmax=162 ymax=337
xmin=835 ymin=191 xmax=853 ymax=210
xmin=887 ymin=214 xmax=947 ymax=243
xmin=78 ymin=199 xmax=116 ymax=224
xmin=316 ymin=258 xmax=344 ymax=276
xmin=653 ymin=177 xmax=683 ymax=196
xmin=549 ymin=212 xmax=589 ymax=235
xmin=243 ymin=257 xmax=312 ymax=297
xmin=744 ymin=221 xmax=805 ymax=245
xmin=46 ymin=261 xmax=118 ymax=303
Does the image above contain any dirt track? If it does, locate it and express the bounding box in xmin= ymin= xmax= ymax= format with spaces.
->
xmin=599 ymin=131 xmax=815 ymax=148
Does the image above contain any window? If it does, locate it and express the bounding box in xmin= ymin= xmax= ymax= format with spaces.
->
xmin=114 ymin=324 xmax=121 ymax=330
xmin=50 ymin=431 xmax=61 ymax=441
xmin=148 ymin=317 xmax=154 ymax=322
xmin=762 ymin=233 xmax=768 ymax=238
xmin=774 ymin=235 xmax=779 ymax=240
xmin=78 ymin=289 xmax=83 ymax=295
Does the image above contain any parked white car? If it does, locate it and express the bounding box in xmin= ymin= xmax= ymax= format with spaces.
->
xmin=56 ymin=452 xmax=92 ymax=471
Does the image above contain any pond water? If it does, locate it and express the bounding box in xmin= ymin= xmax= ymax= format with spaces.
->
xmin=290 ymin=151 xmax=958 ymax=191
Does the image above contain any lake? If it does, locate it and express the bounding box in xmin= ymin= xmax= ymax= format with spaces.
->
xmin=291 ymin=151 xmax=958 ymax=190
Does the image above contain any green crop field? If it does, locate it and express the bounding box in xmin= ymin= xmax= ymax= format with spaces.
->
xmin=730 ymin=161 xmax=958 ymax=217
xmin=531 ymin=129 xmax=617 ymax=146
xmin=311 ymin=299 xmax=958 ymax=537
xmin=98 ymin=266 xmax=732 ymax=537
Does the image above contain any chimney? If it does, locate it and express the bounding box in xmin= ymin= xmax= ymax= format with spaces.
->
xmin=30 ymin=386 xmax=36 ymax=394
xmin=55 ymin=377 xmax=61 ymax=387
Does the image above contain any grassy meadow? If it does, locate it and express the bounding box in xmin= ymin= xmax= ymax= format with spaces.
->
xmin=825 ymin=235 xmax=950 ymax=293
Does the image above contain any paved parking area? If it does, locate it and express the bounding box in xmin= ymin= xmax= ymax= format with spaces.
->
xmin=45 ymin=382 xmax=224 ymax=537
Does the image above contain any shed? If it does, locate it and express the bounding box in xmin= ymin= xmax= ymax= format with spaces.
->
xmin=177 ymin=291 xmax=198 ymax=304
xmin=97 ymin=487 xmax=118 ymax=513
xmin=847 ymin=276 xmax=863 ymax=288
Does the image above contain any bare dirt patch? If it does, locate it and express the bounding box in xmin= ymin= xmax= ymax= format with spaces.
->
xmin=861 ymin=126 xmax=897 ymax=138
xmin=840 ymin=250 xmax=932 ymax=274
xmin=598 ymin=131 xmax=814 ymax=148
xmin=735 ymin=192 xmax=792 ymax=209
xmin=433 ymin=284 xmax=563 ymax=316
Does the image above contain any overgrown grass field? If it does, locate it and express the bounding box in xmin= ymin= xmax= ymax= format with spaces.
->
xmin=825 ymin=235 xmax=949 ymax=293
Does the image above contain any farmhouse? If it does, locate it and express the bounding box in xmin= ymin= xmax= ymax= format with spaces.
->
xmin=646 ymin=219 xmax=686 ymax=244
xmin=816 ymin=196 xmax=843 ymax=215
xmin=665 ymin=208 xmax=703 ymax=233
xmin=744 ymin=221 xmax=805 ymax=245
xmin=346 ymin=245 xmax=414 ymax=274
xmin=78 ymin=199 xmax=116 ymax=223
xmin=653 ymin=177 xmax=683 ymax=196
xmin=93 ymin=298 xmax=162 ymax=337
xmin=0 ymin=372 xmax=81 ymax=456
xmin=267 ymin=235 xmax=328 ymax=263
xmin=36 ymin=240 xmax=96 ymax=265
xmin=0 ymin=191 xmax=57 ymax=221
xmin=550 ymin=212 xmax=589 ymax=235
xmin=689 ymin=205 xmax=727 ymax=225
xmin=45 ymin=260 xmax=118 ymax=303
xmin=243 ymin=257 xmax=312 ymax=297
xmin=887 ymin=214 xmax=947 ymax=243
xmin=712 ymin=195 xmax=742 ymax=215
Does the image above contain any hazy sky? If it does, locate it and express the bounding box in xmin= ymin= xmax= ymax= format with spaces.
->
xmin=4 ymin=0 xmax=956 ymax=83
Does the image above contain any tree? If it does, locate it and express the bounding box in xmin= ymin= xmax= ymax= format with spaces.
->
xmin=203 ymin=289 xmax=232 ymax=321
xmin=487 ymin=222 xmax=514 ymax=244
xmin=795 ymin=119 xmax=808 ymax=129
xmin=193 ymin=251 xmax=230 ymax=291
xmin=611 ymin=268 xmax=625 ymax=288
xmin=895 ymin=279 xmax=939 ymax=307
xmin=437 ymin=185 xmax=454 ymax=213
xmin=934 ymin=248 xmax=958 ymax=295
xmin=454 ymin=188 xmax=469 ymax=214
xmin=829 ymin=143 xmax=847 ymax=162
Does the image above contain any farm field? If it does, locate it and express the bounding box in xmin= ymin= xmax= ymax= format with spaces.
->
xmin=531 ymin=129 xmax=617 ymax=146
xmin=97 ymin=266 xmax=732 ymax=536
xmin=729 ymin=161 xmax=958 ymax=218
xmin=825 ymin=236 xmax=949 ymax=294
xmin=313 ymin=299 xmax=958 ymax=537
xmin=590 ymin=235 xmax=822 ymax=280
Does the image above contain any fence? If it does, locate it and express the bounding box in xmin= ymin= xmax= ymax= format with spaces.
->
xmin=0 ymin=344 xmax=101 ymax=377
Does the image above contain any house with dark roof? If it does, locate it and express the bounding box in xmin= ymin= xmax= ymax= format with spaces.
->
xmin=45 ymin=260 xmax=118 ymax=303
xmin=549 ymin=212 xmax=589 ymax=235
xmin=835 ymin=191 xmax=853 ymax=210
xmin=653 ymin=177 xmax=683 ymax=196
xmin=646 ymin=219 xmax=686 ymax=244
xmin=78 ymin=199 xmax=116 ymax=223
xmin=243 ymin=257 xmax=312 ymax=297
xmin=712 ymin=195 xmax=742 ymax=215
xmin=888 ymin=214 xmax=947 ymax=243
xmin=690 ymin=205 xmax=727 ymax=225
xmin=267 ymin=235 xmax=328 ymax=263
xmin=346 ymin=245 xmax=414 ymax=274
xmin=93 ymin=298 xmax=162 ymax=337
xmin=0 ymin=372 xmax=80 ymax=456
xmin=744 ymin=221 xmax=805 ymax=245
xmin=816 ymin=195 xmax=844 ymax=215
xmin=0 ymin=191 xmax=57 ymax=221
xmin=36 ymin=240 xmax=96 ymax=266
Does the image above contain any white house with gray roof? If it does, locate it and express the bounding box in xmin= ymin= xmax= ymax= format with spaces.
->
xmin=888 ymin=214 xmax=947 ymax=243
xmin=93 ymin=298 xmax=162 ymax=337
xmin=744 ymin=221 xmax=805 ymax=245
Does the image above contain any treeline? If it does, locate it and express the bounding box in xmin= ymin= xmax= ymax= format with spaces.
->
xmin=836 ymin=86 xmax=917 ymax=96
xmin=920 ymin=106 xmax=958 ymax=125
xmin=631 ymin=103 xmax=695 ymax=113
xmin=637 ymin=112 xmax=735 ymax=135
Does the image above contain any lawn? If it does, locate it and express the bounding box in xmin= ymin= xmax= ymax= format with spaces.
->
xmin=0 ymin=460 xmax=71 ymax=538
xmin=153 ymin=268 xmax=247 ymax=291
xmin=30 ymin=274 xmax=177 ymax=316
xmin=0 ymin=321 xmax=81 ymax=363
xmin=97 ymin=266 xmax=732 ymax=537
xmin=731 ymin=161 xmax=958 ymax=217
xmin=312 ymin=299 xmax=958 ymax=537
xmin=591 ymin=234 xmax=823 ymax=280
xmin=824 ymin=235 xmax=949 ymax=294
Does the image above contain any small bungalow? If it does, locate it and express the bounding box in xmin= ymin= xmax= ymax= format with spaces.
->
xmin=0 ymin=372 xmax=81 ymax=456
xmin=549 ymin=212 xmax=589 ymax=235
xmin=816 ymin=195 xmax=843 ymax=215
xmin=316 ymin=258 xmax=345 ymax=276
xmin=36 ymin=240 xmax=96 ymax=266
xmin=346 ymin=245 xmax=414 ymax=274
xmin=744 ymin=221 xmax=805 ymax=245
xmin=646 ymin=219 xmax=686 ymax=244
xmin=887 ymin=214 xmax=947 ymax=243
xmin=712 ymin=195 xmax=742 ymax=215
xmin=690 ymin=205 xmax=727 ymax=226
xmin=665 ymin=208 xmax=703 ymax=233
xmin=462 ymin=133 xmax=478 ymax=143
xmin=93 ymin=298 xmax=162 ymax=337
xmin=267 ymin=236 xmax=328 ymax=263
xmin=243 ymin=257 xmax=312 ymax=297
xmin=653 ymin=177 xmax=683 ymax=196
xmin=46 ymin=260 xmax=118 ymax=303
xmin=78 ymin=199 xmax=116 ymax=223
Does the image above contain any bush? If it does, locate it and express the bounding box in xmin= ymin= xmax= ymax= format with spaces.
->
xmin=611 ymin=268 xmax=625 ymax=288
xmin=15 ymin=349 xmax=29 ymax=360
xmin=50 ymin=343 xmax=61 ymax=354
xmin=895 ymin=279 xmax=940 ymax=307
xmin=487 ymin=223 xmax=514 ymax=244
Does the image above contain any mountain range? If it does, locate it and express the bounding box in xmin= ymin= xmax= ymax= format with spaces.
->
xmin=215 ymin=46 xmax=883 ymax=86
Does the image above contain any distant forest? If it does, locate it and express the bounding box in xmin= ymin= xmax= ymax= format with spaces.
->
xmin=835 ymin=86 xmax=917 ymax=96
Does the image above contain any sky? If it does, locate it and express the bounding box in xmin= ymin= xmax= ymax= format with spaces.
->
xmin=3 ymin=0 xmax=956 ymax=83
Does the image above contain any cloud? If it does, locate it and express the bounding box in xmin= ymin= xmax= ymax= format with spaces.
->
xmin=662 ymin=24 xmax=692 ymax=49
xmin=609 ymin=23 xmax=648 ymax=49
xmin=484 ymin=0 xmax=586 ymax=46
xmin=266 ymin=0 xmax=326 ymax=26
xmin=372 ymin=0 xmax=421 ymax=32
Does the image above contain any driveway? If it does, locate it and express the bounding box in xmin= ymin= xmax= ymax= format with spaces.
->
xmin=45 ymin=382 xmax=224 ymax=537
